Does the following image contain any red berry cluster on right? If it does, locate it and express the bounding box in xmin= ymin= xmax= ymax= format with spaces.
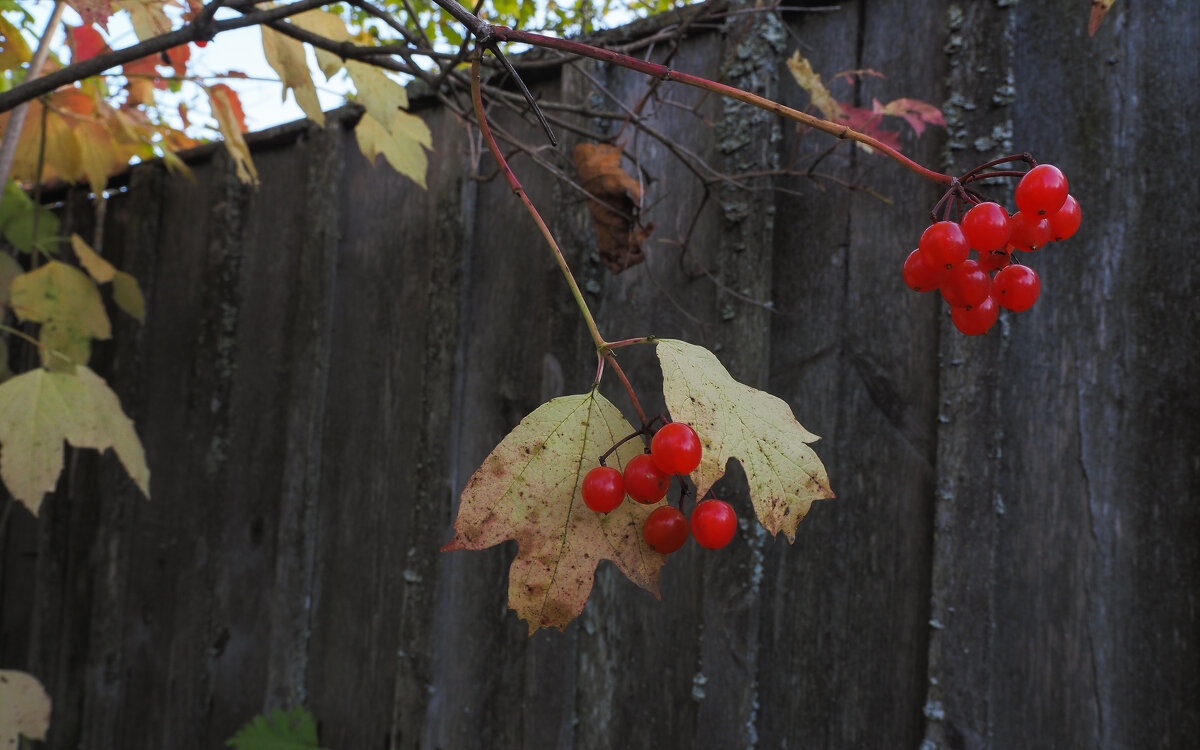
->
xmin=580 ymin=422 xmax=737 ymax=553
xmin=902 ymin=162 xmax=1082 ymax=335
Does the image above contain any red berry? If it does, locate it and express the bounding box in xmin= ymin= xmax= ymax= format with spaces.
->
xmin=961 ymin=202 xmax=1012 ymax=252
xmin=1047 ymin=194 xmax=1081 ymax=241
xmin=1015 ymin=164 xmax=1069 ymax=216
xmin=643 ymin=506 xmax=688 ymax=553
xmin=1008 ymin=211 xmax=1052 ymax=252
xmin=581 ymin=466 xmax=624 ymax=513
xmin=650 ymin=422 xmax=703 ymax=475
xmin=623 ymin=453 xmax=671 ymax=504
xmin=195 ymin=39 xmax=208 ymax=48
xmin=902 ymin=248 xmax=949 ymax=292
xmin=951 ymin=295 xmax=999 ymax=335
xmin=918 ymin=221 xmax=969 ymax=269
xmin=940 ymin=259 xmax=991 ymax=309
xmin=993 ymin=264 xmax=1041 ymax=312
xmin=690 ymin=499 xmax=737 ymax=550
xmin=978 ymin=247 xmax=1012 ymax=271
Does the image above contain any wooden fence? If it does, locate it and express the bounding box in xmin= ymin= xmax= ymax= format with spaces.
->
xmin=2 ymin=0 xmax=1198 ymax=747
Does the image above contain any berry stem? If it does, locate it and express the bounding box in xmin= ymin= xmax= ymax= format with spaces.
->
xmin=488 ymin=26 xmax=954 ymax=186
xmin=469 ymin=49 xmax=605 ymax=353
xmin=958 ymin=152 xmax=1036 ymax=182
xmin=604 ymin=352 xmax=650 ymax=427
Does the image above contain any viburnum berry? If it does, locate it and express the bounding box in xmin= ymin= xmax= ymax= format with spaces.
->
xmin=643 ymin=506 xmax=689 ymax=553
xmin=993 ymin=264 xmax=1041 ymax=312
xmin=950 ymin=294 xmax=1000 ymax=335
xmin=978 ymin=247 xmax=1012 ymax=272
xmin=1008 ymin=211 xmax=1052 ymax=252
xmin=195 ymin=40 xmax=208 ymax=47
xmin=918 ymin=221 xmax=969 ymax=269
xmin=690 ymin=499 xmax=737 ymax=550
xmin=1015 ymin=164 xmax=1069 ymax=216
xmin=961 ymin=202 xmax=1012 ymax=251
xmin=623 ymin=453 xmax=671 ymax=504
xmin=940 ymin=259 xmax=991 ymax=309
xmin=650 ymin=422 xmax=703 ymax=475
xmin=581 ymin=466 xmax=624 ymax=513
xmin=902 ymin=248 xmax=950 ymax=292
xmin=1047 ymin=194 xmax=1082 ymax=241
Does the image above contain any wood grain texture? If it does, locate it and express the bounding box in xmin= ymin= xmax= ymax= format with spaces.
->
xmin=1 ymin=3 xmax=1197 ymax=748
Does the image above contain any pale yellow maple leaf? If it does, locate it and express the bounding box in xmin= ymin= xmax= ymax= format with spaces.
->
xmin=11 ymin=260 xmax=112 ymax=368
xmin=0 ymin=670 xmax=51 ymax=747
xmin=261 ymin=23 xmax=325 ymax=126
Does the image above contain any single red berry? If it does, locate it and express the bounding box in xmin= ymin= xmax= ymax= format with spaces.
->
xmin=961 ymin=202 xmax=1012 ymax=252
xmin=940 ymin=259 xmax=991 ymax=309
xmin=993 ymin=264 xmax=1041 ymax=312
xmin=643 ymin=506 xmax=689 ymax=553
xmin=902 ymin=248 xmax=950 ymax=292
xmin=1015 ymin=164 xmax=1069 ymax=216
xmin=951 ymin=295 xmax=999 ymax=335
xmin=978 ymin=247 xmax=1012 ymax=272
xmin=195 ymin=39 xmax=208 ymax=48
xmin=651 ymin=422 xmax=703 ymax=475
xmin=1007 ymin=211 xmax=1053 ymax=252
xmin=690 ymin=499 xmax=737 ymax=550
xmin=918 ymin=221 xmax=969 ymax=269
xmin=623 ymin=453 xmax=671 ymax=504
xmin=581 ymin=466 xmax=624 ymax=513
xmin=1047 ymin=194 xmax=1082 ymax=241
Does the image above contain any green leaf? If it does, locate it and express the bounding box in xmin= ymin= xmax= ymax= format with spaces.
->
xmin=442 ymin=390 xmax=666 ymax=634
xmin=656 ymin=339 xmax=834 ymax=541
xmin=225 ymin=707 xmax=322 ymax=750
xmin=0 ymin=180 xmax=60 ymax=254
xmin=10 ymin=260 xmax=111 ymax=368
xmin=0 ymin=670 xmax=51 ymax=746
xmin=112 ymin=270 xmax=146 ymax=323
xmin=0 ymin=250 xmax=22 ymax=306
xmin=0 ymin=365 xmax=150 ymax=515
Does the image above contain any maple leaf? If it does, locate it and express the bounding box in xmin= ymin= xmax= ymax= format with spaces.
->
xmin=874 ymin=97 xmax=946 ymax=137
xmin=0 ymin=180 xmax=60 ymax=254
xmin=66 ymin=0 xmax=114 ymax=30
xmin=71 ymin=233 xmax=115 ymax=283
xmin=0 ymin=15 xmax=32 ymax=70
xmin=207 ymin=84 xmax=258 ymax=185
xmin=65 ymin=24 xmax=108 ymax=63
xmin=786 ymin=50 xmax=844 ymax=122
xmin=261 ymin=25 xmax=324 ymax=126
xmin=11 ymin=260 xmax=111 ymax=369
xmin=442 ymin=390 xmax=666 ymax=634
xmin=573 ymin=143 xmax=654 ymax=273
xmin=1089 ymin=0 xmax=1117 ymax=36
xmin=353 ymin=111 xmax=430 ymax=188
xmin=291 ymin=9 xmax=353 ymax=78
xmin=656 ymin=339 xmax=833 ymax=542
xmin=69 ymin=234 xmax=146 ymax=322
xmin=0 ymin=670 xmax=51 ymax=747
xmin=0 ymin=364 xmax=149 ymax=514
xmin=117 ymin=0 xmax=171 ymax=41
xmin=112 ymin=271 xmax=146 ymax=323
xmin=225 ymin=707 xmax=323 ymax=750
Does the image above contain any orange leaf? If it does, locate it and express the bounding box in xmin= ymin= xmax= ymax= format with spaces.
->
xmin=1089 ymin=0 xmax=1117 ymax=36
xmin=65 ymin=25 xmax=108 ymax=63
xmin=211 ymin=83 xmax=247 ymax=132
xmin=163 ymin=43 xmax=189 ymax=78
xmin=208 ymin=84 xmax=257 ymax=184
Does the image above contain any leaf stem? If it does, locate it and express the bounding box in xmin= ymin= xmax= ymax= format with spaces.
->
xmin=488 ymin=26 xmax=954 ymax=186
xmin=605 ymin=336 xmax=655 ymax=350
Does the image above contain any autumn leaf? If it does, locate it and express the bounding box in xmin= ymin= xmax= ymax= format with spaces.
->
xmin=0 ymin=180 xmax=60 ymax=254
xmin=10 ymin=260 xmax=112 ymax=368
xmin=207 ymin=84 xmax=258 ymax=185
xmin=261 ymin=24 xmax=324 ymax=126
xmin=353 ymin=111 xmax=429 ymax=188
xmin=0 ymin=364 xmax=149 ymax=514
xmin=112 ymin=271 xmax=146 ymax=323
xmin=225 ymin=707 xmax=322 ymax=750
xmin=65 ymin=24 xmax=108 ymax=63
xmin=1089 ymin=0 xmax=1117 ymax=36
xmin=291 ymin=9 xmax=353 ymax=78
xmin=118 ymin=0 xmax=171 ymax=41
xmin=71 ymin=233 xmax=115 ymax=282
xmin=573 ymin=143 xmax=654 ymax=273
xmin=874 ymin=97 xmax=946 ymax=137
xmin=656 ymin=339 xmax=833 ymax=541
xmin=786 ymin=50 xmax=844 ymax=122
xmin=443 ymin=390 xmax=666 ymax=634
xmin=0 ymin=670 xmax=51 ymax=747
xmin=66 ymin=0 xmax=114 ymax=30
xmin=0 ymin=15 xmax=32 ymax=70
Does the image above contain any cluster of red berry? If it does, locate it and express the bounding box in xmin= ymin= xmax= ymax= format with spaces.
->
xmin=902 ymin=162 xmax=1082 ymax=335
xmin=581 ymin=422 xmax=737 ymax=553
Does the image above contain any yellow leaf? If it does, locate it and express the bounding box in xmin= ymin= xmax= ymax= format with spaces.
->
xmin=0 ymin=365 xmax=149 ymax=514
xmin=0 ymin=16 xmax=32 ymax=71
xmin=291 ymin=9 xmax=353 ymax=78
xmin=117 ymin=0 xmax=171 ymax=41
xmin=70 ymin=233 xmax=115 ymax=283
xmin=346 ymin=61 xmax=407 ymax=121
xmin=207 ymin=85 xmax=258 ymax=185
xmin=112 ymin=270 xmax=145 ymax=323
xmin=0 ymin=670 xmax=51 ymax=745
xmin=786 ymin=50 xmax=844 ymax=122
xmin=354 ymin=111 xmax=429 ymax=188
xmin=442 ymin=390 xmax=665 ymax=634
xmin=73 ymin=119 xmax=120 ymax=194
xmin=10 ymin=260 xmax=112 ymax=369
xmin=260 ymin=24 xmax=324 ymax=126
xmin=657 ymin=339 xmax=834 ymax=541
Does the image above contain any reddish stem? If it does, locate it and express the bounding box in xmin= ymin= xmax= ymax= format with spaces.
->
xmin=489 ymin=26 xmax=953 ymax=186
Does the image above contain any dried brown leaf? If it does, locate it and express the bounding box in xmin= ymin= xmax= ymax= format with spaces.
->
xmin=573 ymin=143 xmax=653 ymax=273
